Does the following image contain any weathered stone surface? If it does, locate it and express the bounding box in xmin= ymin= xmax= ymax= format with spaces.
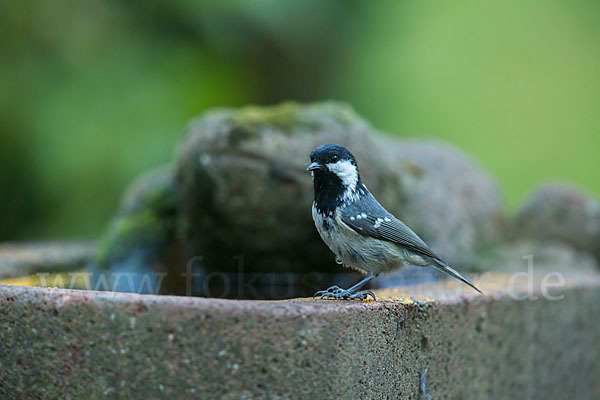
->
xmin=1 ymin=272 xmax=599 ymax=399
xmin=511 ymin=182 xmax=600 ymax=261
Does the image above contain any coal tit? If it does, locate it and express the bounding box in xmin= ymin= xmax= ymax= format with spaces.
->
xmin=307 ymin=143 xmax=481 ymax=300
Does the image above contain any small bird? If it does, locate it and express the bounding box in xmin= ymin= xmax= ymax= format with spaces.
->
xmin=307 ymin=143 xmax=481 ymax=300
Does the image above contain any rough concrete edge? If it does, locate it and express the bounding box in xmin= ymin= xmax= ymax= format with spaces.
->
xmin=0 ymin=282 xmax=475 ymax=322
xmin=3 ymin=270 xmax=599 ymax=314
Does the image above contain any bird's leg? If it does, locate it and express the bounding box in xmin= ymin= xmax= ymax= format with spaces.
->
xmin=419 ymin=368 xmax=432 ymax=400
xmin=314 ymin=274 xmax=378 ymax=300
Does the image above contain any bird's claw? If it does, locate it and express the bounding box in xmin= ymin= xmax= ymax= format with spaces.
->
xmin=313 ymin=286 xmax=376 ymax=301
xmin=314 ymin=286 xmax=344 ymax=298
xmin=349 ymin=290 xmax=376 ymax=300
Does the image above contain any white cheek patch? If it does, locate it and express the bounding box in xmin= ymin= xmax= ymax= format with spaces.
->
xmin=326 ymin=160 xmax=358 ymax=192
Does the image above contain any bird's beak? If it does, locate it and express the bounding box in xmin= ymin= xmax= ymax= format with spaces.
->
xmin=306 ymin=162 xmax=324 ymax=172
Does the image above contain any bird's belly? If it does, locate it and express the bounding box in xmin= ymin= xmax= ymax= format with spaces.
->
xmin=312 ymin=206 xmax=421 ymax=274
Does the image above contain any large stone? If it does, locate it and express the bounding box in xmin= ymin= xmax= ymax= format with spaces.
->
xmin=511 ymin=182 xmax=600 ymax=261
xmin=174 ymin=102 xmax=389 ymax=275
xmin=95 ymin=102 xmax=504 ymax=286
xmin=376 ymin=137 xmax=504 ymax=268
xmin=476 ymin=240 xmax=598 ymax=273
xmin=173 ymin=101 xmax=504 ymax=276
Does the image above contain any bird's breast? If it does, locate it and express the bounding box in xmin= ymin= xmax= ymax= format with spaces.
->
xmin=312 ymin=205 xmax=369 ymax=273
xmin=312 ymin=204 xmax=419 ymax=275
xmin=311 ymin=204 xmax=334 ymax=235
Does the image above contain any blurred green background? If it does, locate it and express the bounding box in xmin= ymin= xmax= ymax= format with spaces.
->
xmin=1 ymin=0 xmax=599 ymax=241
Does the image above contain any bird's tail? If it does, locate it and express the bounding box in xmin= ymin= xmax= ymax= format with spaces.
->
xmin=431 ymin=258 xmax=482 ymax=293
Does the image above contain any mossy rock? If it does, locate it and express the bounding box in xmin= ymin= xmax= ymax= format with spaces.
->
xmin=510 ymin=182 xmax=600 ymax=262
xmin=173 ymin=101 xmax=504 ymax=274
xmin=96 ymin=165 xmax=177 ymax=270
xmin=174 ymin=101 xmax=384 ymax=274
xmin=98 ymin=101 xmax=505 ymax=282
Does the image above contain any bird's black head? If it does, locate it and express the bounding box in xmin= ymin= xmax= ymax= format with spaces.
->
xmin=307 ymin=144 xmax=363 ymax=214
xmin=308 ymin=144 xmax=357 ymax=169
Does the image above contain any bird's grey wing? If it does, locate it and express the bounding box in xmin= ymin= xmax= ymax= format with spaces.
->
xmin=339 ymin=195 xmax=438 ymax=260
xmin=340 ymin=193 xmax=482 ymax=294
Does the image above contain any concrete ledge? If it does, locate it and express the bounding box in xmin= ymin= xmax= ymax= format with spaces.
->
xmin=1 ymin=273 xmax=600 ymax=399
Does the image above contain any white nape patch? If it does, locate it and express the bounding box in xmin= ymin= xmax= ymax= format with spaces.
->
xmin=373 ymin=218 xmax=384 ymax=229
xmin=341 ymin=188 xmax=361 ymax=203
xmin=326 ymin=160 xmax=358 ymax=191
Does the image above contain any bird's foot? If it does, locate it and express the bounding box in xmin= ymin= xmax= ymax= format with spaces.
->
xmin=313 ymin=286 xmax=376 ymax=301
xmin=314 ymin=285 xmax=344 ymax=297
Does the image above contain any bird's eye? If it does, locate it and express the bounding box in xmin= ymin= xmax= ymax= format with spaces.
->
xmin=331 ymin=155 xmax=338 ymax=163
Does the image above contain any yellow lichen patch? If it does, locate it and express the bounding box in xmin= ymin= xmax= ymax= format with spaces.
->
xmin=476 ymin=273 xmax=508 ymax=292
xmin=373 ymin=288 xmax=435 ymax=304
xmin=0 ymin=275 xmax=39 ymax=287
xmin=0 ymin=271 xmax=90 ymax=290
xmin=294 ymin=273 xmax=542 ymax=304
xmin=295 ymin=288 xmax=434 ymax=304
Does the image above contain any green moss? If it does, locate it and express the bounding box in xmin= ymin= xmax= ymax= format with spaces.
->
xmin=230 ymin=101 xmax=361 ymax=136
xmin=302 ymin=101 xmax=362 ymax=125
xmin=96 ymin=208 xmax=175 ymax=267
xmin=95 ymin=167 xmax=177 ymax=268
xmin=402 ymin=161 xmax=426 ymax=178
xmin=117 ymin=211 xmax=162 ymax=241
xmin=232 ymin=102 xmax=304 ymax=133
